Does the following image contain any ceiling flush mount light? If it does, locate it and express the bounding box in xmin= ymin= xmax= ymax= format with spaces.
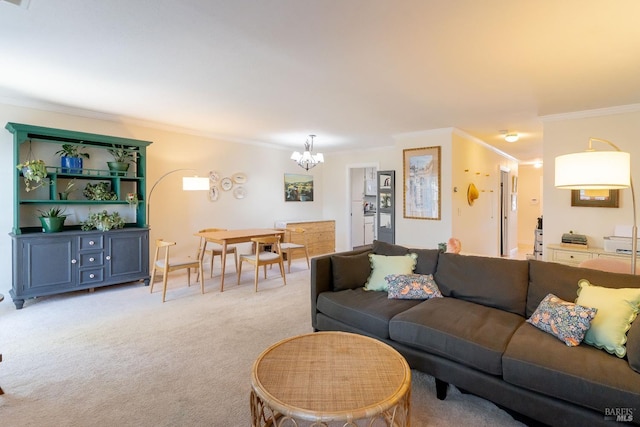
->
xmin=504 ymin=133 xmax=519 ymax=143
xmin=555 ymin=137 xmax=636 ymax=274
xmin=291 ymin=134 xmax=324 ymax=171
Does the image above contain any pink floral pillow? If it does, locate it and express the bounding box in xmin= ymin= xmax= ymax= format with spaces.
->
xmin=527 ymin=293 xmax=597 ymax=347
xmin=385 ymin=274 xmax=443 ymax=300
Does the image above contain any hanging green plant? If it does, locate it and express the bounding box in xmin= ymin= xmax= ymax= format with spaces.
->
xmin=83 ymin=182 xmax=118 ymax=201
xmin=16 ymin=159 xmax=49 ymax=192
xmin=80 ymin=210 xmax=125 ymax=231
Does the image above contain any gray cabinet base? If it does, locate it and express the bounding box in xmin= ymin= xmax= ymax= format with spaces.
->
xmin=10 ymin=228 xmax=149 ymax=309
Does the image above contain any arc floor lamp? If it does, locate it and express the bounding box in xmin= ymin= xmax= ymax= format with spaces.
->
xmin=146 ymin=168 xmax=209 ymax=226
xmin=555 ymin=137 xmax=637 ymax=274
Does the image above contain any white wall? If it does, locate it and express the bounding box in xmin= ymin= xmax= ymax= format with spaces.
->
xmin=451 ymin=131 xmax=518 ymax=256
xmin=322 ymin=127 xmax=518 ymax=255
xmin=517 ymin=164 xmax=543 ymax=247
xmin=542 ymin=107 xmax=640 ymax=253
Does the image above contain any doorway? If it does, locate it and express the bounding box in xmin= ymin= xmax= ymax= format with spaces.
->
xmin=348 ymin=164 xmax=378 ymax=249
xmin=500 ymin=169 xmax=509 ymax=257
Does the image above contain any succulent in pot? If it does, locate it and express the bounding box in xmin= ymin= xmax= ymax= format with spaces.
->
xmin=38 ymin=206 xmax=67 ymax=233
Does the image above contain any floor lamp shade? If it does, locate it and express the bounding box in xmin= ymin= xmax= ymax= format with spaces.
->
xmin=555 ymin=139 xmax=636 ymax=275
xmin=555 ymin=151 xmax=630 ymax=190
xmin=182 ymin=176 xmax=210 ymax=191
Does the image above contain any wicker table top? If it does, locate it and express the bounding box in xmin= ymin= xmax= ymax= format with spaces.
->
xmin=251 ymin=331 xmax=411 ymax=422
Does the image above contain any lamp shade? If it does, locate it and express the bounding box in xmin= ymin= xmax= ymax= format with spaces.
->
xmin=182 ymin=176 xmax=210 ymax=191
xmin=555 ymin=151 xmax=630 ymax=189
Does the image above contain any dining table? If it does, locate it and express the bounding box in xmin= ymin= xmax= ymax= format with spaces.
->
xmin=194 ymin=228 xmax=285 ymax=292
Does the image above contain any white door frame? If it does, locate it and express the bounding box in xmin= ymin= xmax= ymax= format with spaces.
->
xmin=346 ymin=162 xmax=379 ymax=250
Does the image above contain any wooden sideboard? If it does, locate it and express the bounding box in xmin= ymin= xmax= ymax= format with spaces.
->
xmin=546 ymin=243 xmax=633 ymax=267
xmin=275 ymin=220 xmax=335 ymax=258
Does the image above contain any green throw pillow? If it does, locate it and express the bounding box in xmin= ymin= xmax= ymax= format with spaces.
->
xmin=576 ymin=279 xmax=640 ymax=357
xmin=364 ymin=253 xmax=417 ymax=291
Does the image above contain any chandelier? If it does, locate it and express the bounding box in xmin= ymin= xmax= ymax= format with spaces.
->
xmin=291 ymin=134 xmax=324 ymax=170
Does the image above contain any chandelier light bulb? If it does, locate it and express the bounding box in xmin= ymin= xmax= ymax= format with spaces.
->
xmin=291 ymin=135 xmax=324 ymax=170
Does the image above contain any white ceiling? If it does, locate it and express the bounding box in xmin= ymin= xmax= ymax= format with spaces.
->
xmin=1 ymin=0 xmax=639 ymax=163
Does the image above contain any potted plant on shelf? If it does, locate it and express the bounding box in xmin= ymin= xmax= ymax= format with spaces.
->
xmin=38 ymin=207 xmax=67 ymax=233
xmin=54 ymin=144 xmax=90 ymax=174
xmin=16 ymin=159 xmax=49 ymax=192
xmin=81 ymin=210 xmax=125 ymax=231
xmin=107 ymin=145 xmax=135 ymax=176
xmin=59 ymin=179 xmax=77 ymax=200
xmin=83 ymin=182 xmax=118 ymax=201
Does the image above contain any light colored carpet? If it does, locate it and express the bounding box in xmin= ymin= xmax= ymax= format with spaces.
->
xmin=0 ymin=259 xmax=524 ymax=426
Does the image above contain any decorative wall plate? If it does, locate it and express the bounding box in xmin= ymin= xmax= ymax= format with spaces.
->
xmin=209 ymin=170 xmax=220 ymax=183
xmin=209 ymin=186 xmax=219 ymax=201
xmin=232 ymin=172 xmax=247 ymax=184
xmin=233 ymin=186 xmax=246 ymax=199
xmin=220 ymin=177 xmax=233 ymax=191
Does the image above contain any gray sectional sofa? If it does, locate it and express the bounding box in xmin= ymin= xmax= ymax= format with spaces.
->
xmin=310 ymin=241 xmax=640 ymax=426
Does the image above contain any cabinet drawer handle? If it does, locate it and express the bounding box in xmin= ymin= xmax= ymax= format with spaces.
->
xmin=89 ymin=274 xmax=95 ymax=279
xmin=89 ymin=257 xmax=95 ymax=262
xmin=89 ymin=241 xmax=95 ymax=246
xmin=106 ymin=256 xmax=111 ymax=260
xmin=71 ymin=259 xmax=77 ymax=264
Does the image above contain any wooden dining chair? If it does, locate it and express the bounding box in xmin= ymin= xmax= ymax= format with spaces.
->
xmin=237 ymin=235 xmax=286 ymax=291
xmin=150 ymin=239 xmax=204 ymax=302
xmin=279 ymin=227 xmax=310 ymax=273
xmin=196 ymin=228 xmax=238 ymax=278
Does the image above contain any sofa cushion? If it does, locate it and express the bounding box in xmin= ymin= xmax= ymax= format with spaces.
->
xmin=373 ymin=240 xmax=409 ymax=256
xmin=389 ymin=297 xmax=524 ymax=375
xmin=527 ymin=260 xmax=640 ymax=318
xmin=331 ymin=251 xmax=371 ymax=291
xmin=316 ymin=288 xmax=422 ymax=339
xmin=627 ymin=316 xmax=640 ymax=373
xmin=385 ymin=274 xmax=443 ymax=300
xmin=576 ymin=279 xmax=640 ymax=358
xmin=503 ymin=322 xmax=640 ymax=413
xmin=372 ymin=240 xmax=440 ymax=275
xmin=526 ymin=293 xmax=597 ymax=347
xmin=364 ymin=253 xmax=417 ymax=291
xmin=434 ymin=253 xmax=529 ymax=316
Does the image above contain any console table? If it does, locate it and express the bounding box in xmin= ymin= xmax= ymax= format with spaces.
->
xmin=547 ymin=243 xmax=633 ymax=267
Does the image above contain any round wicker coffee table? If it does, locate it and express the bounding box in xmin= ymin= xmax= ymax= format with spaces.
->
xmin=250 ymin=331 xmax=411 ymax=427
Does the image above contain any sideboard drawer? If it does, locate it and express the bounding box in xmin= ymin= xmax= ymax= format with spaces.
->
xmin=552 ymin=250 xmax=592 ymax=266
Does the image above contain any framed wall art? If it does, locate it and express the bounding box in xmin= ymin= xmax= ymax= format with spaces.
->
xmin=284 ymin=173 xmax=314 ymax=202
xmin=571 ymin=189 xmax=619 ymax=208
xmin=403 ymin=146 xmax=441 ymax=220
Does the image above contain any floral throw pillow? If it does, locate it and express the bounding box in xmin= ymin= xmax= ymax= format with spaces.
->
xmin=527 ymin=293 xmax=597 ymax=347
xmin=385 ymin=274 xmax=443 ymax=300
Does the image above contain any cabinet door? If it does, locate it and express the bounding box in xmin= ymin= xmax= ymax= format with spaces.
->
xmin=106 ymin=230 xmax=149 ymax=280
xmin=377 ymin=170 xmax=395 ymax=244
xmin=364 ymin=216 xmax=375 ymax=244
xmin=16 ymin=235 xmax=76 ymax=297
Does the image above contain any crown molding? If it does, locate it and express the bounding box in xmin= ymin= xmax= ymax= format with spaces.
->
xmin=540 ymin=104 xmax=640 ymax=122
